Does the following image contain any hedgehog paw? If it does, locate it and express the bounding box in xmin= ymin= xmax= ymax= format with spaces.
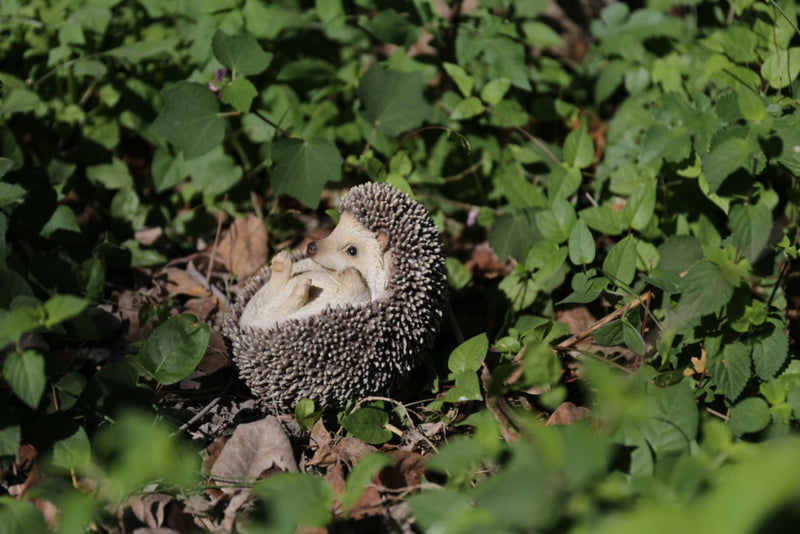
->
xmin=269 ymin=250 xmax=293 ymax=284
xmin=285 ymin=275 xmax=313 ymax=310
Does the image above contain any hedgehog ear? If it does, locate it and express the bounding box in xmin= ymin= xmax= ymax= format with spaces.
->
xmin=376 ymin=229 xmax=390 ymax=252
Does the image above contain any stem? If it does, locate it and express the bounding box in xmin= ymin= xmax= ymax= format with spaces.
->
xmin=251 ymin=109 xmax=292 ymax=138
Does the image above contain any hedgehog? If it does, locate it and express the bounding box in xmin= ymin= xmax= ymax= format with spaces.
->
xmin=222 ymin=182 xmax=448 ymax=409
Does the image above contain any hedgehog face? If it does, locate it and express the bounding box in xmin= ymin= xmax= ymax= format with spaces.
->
xmin=306 ymin=212 xmax=392 ymax=300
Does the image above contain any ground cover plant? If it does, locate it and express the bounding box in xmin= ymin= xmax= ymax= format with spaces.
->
xmin=1 ymin=0 xmax=799 ymax=531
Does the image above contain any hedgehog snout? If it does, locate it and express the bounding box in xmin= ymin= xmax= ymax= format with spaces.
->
xmin=307 ymin=241 xmax=318 ymax=257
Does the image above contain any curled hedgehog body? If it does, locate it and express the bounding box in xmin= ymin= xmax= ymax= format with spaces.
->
xmin=222 ymin=182 xmax=448 ymax=409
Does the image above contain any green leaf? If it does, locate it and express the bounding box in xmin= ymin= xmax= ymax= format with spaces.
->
xmin=535 ymin=198 xmax=575 ymax=244
xmin=521 ymin=340 xmax=561 ymax=388
xmin=443 ymin=62 xmax=474 ymax=97
xmin=150 ymin=82 xmax=225 ymax=160
xmin=602 ymin=235 xmax=637 ymax=286
xmin=444 ymin=370 xmax=483 ymax=402
xmin=701 ymin=137 xmax=754 ymax=194
xmin=211 ymin=30 xmax=273 ymax=75
xmin=449 ymin=333 xmax=489 ymax=373
xmin=43 ymin=295 xmax=88 ymax=328
xmin=728 ymin=397 xmax=770 ymax=436
xmin=639 ymin=125 xmax=691 ymax=164
xmin=40 ymin=205 xmax=80 ymax=238
xmin=133 ymin=314 xmax=210 ymax=385
xmin=522 ymin=20 xmax=564 ymax=47
xmin=0 ymin=306 xmax=40 ymax=348
xmin=488 ymin=209 xmax=541 ymax=261
xmin=563 ymin=122 xmax=594 ymax=169
xmin=622 ymin=180 xmax=656 ymax=231
xmin=186 ymin=146 xmax=243 ymax=198
xmin=642 ymin=382 xmax=698 ymax=456
xmin=52 ymin=426 xmax=91 ymax=470
xmin=220 ymin=78 xmax=257 ymax=113
xmin=252 ymin=473 xmax=334 ymax=531
xmin=105 ymin=39 xmax=177 ymax=61
xmin=151 ymin=148 xmax=188 ymax=193
xmin=737 ymin=91 xmax=766 ymax=122
xmin=728 ymin=202 xmax=772 ymax=263
xmin=361 ymin=9 xmax=420 ymax=46
xmin=665 ymin=261 xmax=734 ymax=330
xmin=86 ymin=157 xmax=133 ymax=190
xmin=270 ymin=138 xmax=342 ymax=207
xmin=294 ymin=398 xmax=319 ymax=431
xmin=761 ymin=47 xmax=800 ymax=89
xmin=578 ymin=206 xmax=625 ymax=235
xmin=341 ymin=407 xmax=392 ymax=445
xmin=341 ymin=453 xmax=392 ymax=514
xmin=752 ymin=317 xmax=789 ymax=380
xmin=559 ymin=270 xmax=608 ymax=304
xmin=0 ymin=413 xmax=19 ymax=458
xmin=547 ymin=164 xmax=581 ymax=200
xmin=0 ymin=182 xmax=25 ymax=207
xmin=359 ymin=65 xmax=431 ymax=136
xmin=3 ymin=350 xmax=45 ymax=409
xmin=657 ymin=235 xmax=703 ymax=274
xmin=94 ymin=411 xmax=200 ymax=504
xmin=622 ymin=318 xmax=646 ymax=354
xmin=642 ymin=268 xmax=683 ymax=293
xmin=711 ymin=343 xmax=751 ymax=402
xmin=480 ymin=77 xmax=511 ymax=106
xmin=0 ymin=158 xmax=15 ymax=178
xmin=0 ymin=498 xmax=48 ymax=532
xmin=568 ymin=219 xmax=595 ymax=265
xmin=446 ymin=257 xmax=471 ymax=290
xmin=450 ymin=96 xmax=485 ymax=120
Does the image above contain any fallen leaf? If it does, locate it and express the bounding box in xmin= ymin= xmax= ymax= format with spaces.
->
xmin=464 ymin=241 xmax=513 ymax=279
xmin=211 ymin=416 xmax=298 ymax=490
xmin=135 ymin=227 xmax=163 ymax=246
xmin=217 ymin=216 xmax=268 ymax=281
xmin=164 ymin=267 xmax=208 ymax=299
xmin=546 ymin=402 xmax=591 ymax=425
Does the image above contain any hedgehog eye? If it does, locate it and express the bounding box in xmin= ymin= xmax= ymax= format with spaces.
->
xmin=346 ymin=245 xmax=358 ymax=256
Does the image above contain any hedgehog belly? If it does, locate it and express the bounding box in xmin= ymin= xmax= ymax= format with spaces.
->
xmin=223 ymin=264 xmax=421 ymax=409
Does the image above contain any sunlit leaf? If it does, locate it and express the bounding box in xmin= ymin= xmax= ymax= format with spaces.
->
xmin=150 ymin=82 xmax=225 ymax=160
xmin=211 ymin=30 xmax=273 ymax=75
xmin=133 ymin=314 xmax=210 ymax=385
xmin=270 ymin=137 xmax=342 ymax=207
xmin=359 ymin=65 xmax=430 ymax=136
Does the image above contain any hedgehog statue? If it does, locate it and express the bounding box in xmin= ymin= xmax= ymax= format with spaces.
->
xmin=222 ymin=182 xmax=448 ymax=409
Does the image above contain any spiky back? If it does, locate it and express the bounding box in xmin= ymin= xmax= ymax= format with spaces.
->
xmin=223 ymin=183 xmax=447 ymax=409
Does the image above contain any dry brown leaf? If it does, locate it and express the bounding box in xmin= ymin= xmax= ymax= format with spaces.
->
xmin=197 ymin=330 xmax=231 ymax=374
xmin=383 ymin=450 xmax=425 ymax=490
xmin=125 ymin=494 xmax=194 ymax=532
xmin=211 ymin=416 xmax=298 ymax=533
xmin=464 ymin=242 xmax=512 ymax=279
xmin=332 ymin=438 xmax=377 ymax=468
xmin=546 ymin=402 xmax=591 ymax=426
xmin=184 ymin=296 xmax=219 ymax=322
xmin=164 ymin=267 xmax=208 ymax=299
xmin=211 ymin=416 xmax=298 ymax=490
xmin=134 ymin=227 xmax=163 ymax=246
xmin=217 ymin=216 xmax=268 ymax=281
xmin=555 ymin=306 xmax=596 ymax=336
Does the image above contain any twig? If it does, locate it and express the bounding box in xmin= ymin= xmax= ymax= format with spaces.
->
xmin=554 ymin=291 xmax=654 ymax=351
xmin=252 ymin=109 xmax=292 ymax=138
xmin=705 ymin=407 xmax=729 ymax=421
xmin=172 ymin=374 xmax=235 ymax=436
xmin=479 ymin=360 xmax=518 ymax=442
